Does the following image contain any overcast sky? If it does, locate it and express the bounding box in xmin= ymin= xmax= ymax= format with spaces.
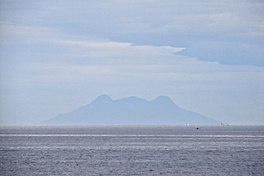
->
xmin=0 ymin=0 xmax=264 ymax=125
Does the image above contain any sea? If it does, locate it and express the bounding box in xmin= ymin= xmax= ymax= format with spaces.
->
xmin=0 ymin=126 xmax=263 ymax=176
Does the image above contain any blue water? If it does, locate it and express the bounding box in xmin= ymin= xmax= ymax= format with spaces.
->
xmin=0 ymin=126 xmax=264 ymax=175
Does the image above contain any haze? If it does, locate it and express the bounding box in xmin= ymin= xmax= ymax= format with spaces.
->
xmin=0 ymin=0 xmax=263 ymax=125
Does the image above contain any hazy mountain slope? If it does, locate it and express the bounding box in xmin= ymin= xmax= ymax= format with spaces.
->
xmin=43 ymin=95 xmax=219 ymax=125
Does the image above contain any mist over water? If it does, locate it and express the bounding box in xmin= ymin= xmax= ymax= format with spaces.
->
xmin=1 ymin=126 xmax=264 ymax=176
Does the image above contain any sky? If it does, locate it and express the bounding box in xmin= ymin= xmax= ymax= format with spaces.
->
xmin=0 ymin=0 xmax=263 ymax=125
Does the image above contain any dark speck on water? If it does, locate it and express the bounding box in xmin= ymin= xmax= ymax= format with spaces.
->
xmin=0 ymin=126 xmax=264 ymax=176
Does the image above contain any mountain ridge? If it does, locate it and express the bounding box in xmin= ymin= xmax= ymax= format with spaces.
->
xmin=43 ymin=95 xmax=220 ymax=125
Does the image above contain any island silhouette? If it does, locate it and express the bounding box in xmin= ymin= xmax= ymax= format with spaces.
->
xmin=43 ymin=95 xmax=219 ymax=125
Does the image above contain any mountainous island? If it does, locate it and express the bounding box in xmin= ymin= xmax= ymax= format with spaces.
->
xmin=43 ymin=95 xmax=219 ymax=125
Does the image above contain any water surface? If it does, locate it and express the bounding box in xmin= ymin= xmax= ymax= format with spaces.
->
xmin=0 ymin=126 xmax=263 ymax=175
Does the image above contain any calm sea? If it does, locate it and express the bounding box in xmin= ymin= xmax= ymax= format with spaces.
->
xmin=0 ymin=126 xmax=263 ymax=176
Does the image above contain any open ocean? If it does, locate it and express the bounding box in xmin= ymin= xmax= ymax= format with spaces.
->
xmin=0 ymin=126 xmax=263 ymax=176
